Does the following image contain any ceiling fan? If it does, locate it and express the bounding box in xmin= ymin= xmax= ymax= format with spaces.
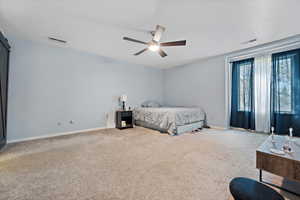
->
xmin=123 ymin=25 xmax=186 ymax=58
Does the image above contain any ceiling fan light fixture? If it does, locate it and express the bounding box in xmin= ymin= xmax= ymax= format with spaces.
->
xmin=148 ymin=44 xmax=160 ymax=52
xmin=123 ymin=25 xmax=186 ymax=57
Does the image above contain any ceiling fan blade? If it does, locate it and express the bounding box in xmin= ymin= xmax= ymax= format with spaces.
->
xmin=134 ymin=48 xmax=148 ymax=56
xmin=123 ymin=37 xmax=148 ymax=45
xmin=160 ymin=40 xmax=186 ymax=47
xmin=158 ymin=49 xmax=167 ymax=57
xmin=153 ymin=25 xmax=166 ymax=42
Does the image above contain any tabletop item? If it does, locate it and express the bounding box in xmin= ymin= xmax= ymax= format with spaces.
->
xmin=270 ymin=148 xmax=285 ymax=155
xmin=282 ymin=128 xmax=294 ymax=153
xmin=289 ymin=127 xmax=293 ymax=137
xmin=282 ymin=145 xmax=293 ymax=153
xmin=271 ymin=127 xmax=275 ymax=143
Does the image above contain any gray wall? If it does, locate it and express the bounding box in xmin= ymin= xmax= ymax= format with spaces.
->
xmin=7 ymin=37 xmax=227 ymax=142
xmin=163 ymin=56 xmax=226 ymax=127
xmin=7 ymin=37 xmax=163 ymax=141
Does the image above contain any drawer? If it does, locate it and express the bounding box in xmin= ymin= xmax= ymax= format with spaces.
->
xmin=121 ymin=111 xmax=132 ymax=117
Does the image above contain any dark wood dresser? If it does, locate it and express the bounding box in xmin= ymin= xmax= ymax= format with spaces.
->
xmin=115 ymin=111 xmax=133 ymax=129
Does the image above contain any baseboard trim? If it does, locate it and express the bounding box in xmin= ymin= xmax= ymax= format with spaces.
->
xmin=7 ymin=127 xmax=107 ymax=144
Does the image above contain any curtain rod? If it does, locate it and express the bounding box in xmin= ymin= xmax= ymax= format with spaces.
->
xmin=227 ymin=39 xmax=300 ymax=62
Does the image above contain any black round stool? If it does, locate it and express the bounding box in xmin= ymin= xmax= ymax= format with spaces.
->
xmin=229 ymin=177 xmax=284 ymax=200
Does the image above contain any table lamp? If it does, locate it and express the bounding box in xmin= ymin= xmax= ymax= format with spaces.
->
xmin=120 ymin=95 xmax=127 ymax=110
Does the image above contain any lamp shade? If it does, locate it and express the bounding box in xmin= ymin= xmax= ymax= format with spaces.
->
xmin=120 ymin=95 xmax=127 ymax=102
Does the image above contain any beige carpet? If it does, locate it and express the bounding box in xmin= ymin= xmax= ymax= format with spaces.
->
xmin=0 ymin=127 xmax=299 ymax=200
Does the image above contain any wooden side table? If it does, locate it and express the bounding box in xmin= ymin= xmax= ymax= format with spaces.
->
xmin=115 ymin=111 xmax=133 ymax=129
xmin=256 ymin=135 xmax=300 ymax=196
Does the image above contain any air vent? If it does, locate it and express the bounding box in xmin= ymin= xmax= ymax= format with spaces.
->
xmin=48 ymin=37 xmax=67 ymax=43
xmin=242 ymin=38 xmax=257 ymax=44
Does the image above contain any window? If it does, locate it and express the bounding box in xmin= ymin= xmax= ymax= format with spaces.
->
xmin=274 ymin=55 xmax=294 ymax=113
xmin=238 ymin=61 xmax=253 ymax=111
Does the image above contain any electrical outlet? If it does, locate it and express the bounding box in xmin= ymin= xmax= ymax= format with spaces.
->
xmin=69 ymin=120 xmax=74 ymax=124
xmin=57 ymin=122 xmax=61 ymax=126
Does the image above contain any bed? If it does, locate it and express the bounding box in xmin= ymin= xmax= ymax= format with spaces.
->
xmin=133 ymin=106 xmax=206 ymax=135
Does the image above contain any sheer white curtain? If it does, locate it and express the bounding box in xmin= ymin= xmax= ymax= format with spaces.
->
xmin=254 ymin=55 xmax=272 ymax=133
xmin=225 ymin=62 xmax=232 ymax=128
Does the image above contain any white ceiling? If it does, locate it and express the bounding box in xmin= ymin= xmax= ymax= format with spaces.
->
xmin=1 ymin=0 xmax=300 ymax=68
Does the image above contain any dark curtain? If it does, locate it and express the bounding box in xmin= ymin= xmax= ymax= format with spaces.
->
xmin=230 ymin=58 xmax=255 ymax=130
xmin=271 ymin=49 xmax=300 ymax=136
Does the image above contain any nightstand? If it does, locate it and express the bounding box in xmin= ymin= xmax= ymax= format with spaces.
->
xmin=115 ymin=111 xmax=133 ymax=129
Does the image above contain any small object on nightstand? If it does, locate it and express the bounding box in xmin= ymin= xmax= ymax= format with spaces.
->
xmin=116 ymin=110 xmax=133 ymax=129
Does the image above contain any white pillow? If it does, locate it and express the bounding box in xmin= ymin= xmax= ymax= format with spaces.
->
xmin=141 ymin=100 xmax=161 ymax=108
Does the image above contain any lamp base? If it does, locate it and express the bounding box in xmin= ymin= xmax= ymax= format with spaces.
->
xmin=122 ymin=102 xmax=126 ymax=111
